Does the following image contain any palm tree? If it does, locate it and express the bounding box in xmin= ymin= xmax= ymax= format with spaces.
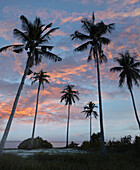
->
xmin=0 ymin=15 xmax=61 ymax=155
xmin=110 ymin=50 xmax=140 ymax=129
xmin=60 ymin=84 xmax=79 ymax=148
xmin=71 ymin=12 xmax=115 ymax=154
xmin=30 ymin=70 xmax=50 ymax=149
xmin=82 ymin=102 xmax=98 ymax=142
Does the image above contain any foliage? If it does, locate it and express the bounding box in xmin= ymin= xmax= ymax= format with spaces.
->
xmin=106 ymin=135 xmax=132 ymax=153
xmin=133 ymin=136 xmax=140 ymax=156
xmin=110 ymin=50 xmax=140 ymax=89
xmin=1 ymin=151 xmax=140 ymax=170
xmin=68 ymin=141 xmax=79 ymax=148
xmin=30 ymin=70 xmax=50 ymax=88
xmin=60 ymin=84 xmax=79 ymax=105
xmin=18 ymin=136 xmax=52 ymax=149
xmin=80 ymin=141 xmax=91 ymax=150
xmin=81 ymin=102 xmax=98 ymax=118
xmin=90 ymin=132 xmax=101 ymax=149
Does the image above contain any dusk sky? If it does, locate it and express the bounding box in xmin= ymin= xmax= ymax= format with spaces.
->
xmin=0 ymin=0 xmax=140 ymax=143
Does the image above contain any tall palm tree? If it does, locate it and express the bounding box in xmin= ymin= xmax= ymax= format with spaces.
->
xmin=60 ymin=84 xmax=79 ymax=148
xmin=0 ymin=15 xmax=61 ymax=155
xmin=30 ymin=70 xmax=50 ymax=149
xmin=82 ymin=102 xmax=98 ymax=142
xmin=71 ymin=12 xmax=115 ymax=154
xmin=110 ymin=50 xmax=140 ymax=129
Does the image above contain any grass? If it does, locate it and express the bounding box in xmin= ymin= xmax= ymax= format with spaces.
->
xmin=0 ymin=150 xmax=140 ymax=170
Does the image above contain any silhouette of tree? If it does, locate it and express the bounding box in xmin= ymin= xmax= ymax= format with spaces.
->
xmin=110 ymin=50 xmax=140 ymax=129
xmin=30 ymin=70 xmax=50 ymax=149
xmin=71 ymin=12 xmax=115 ymax=154
xmin=0 ymin=15 xmax=61 ymax=155
xmin=60 ymin=84 xmax=79 ymax=148
xmin=82 ymin=102 xmax=98 ymax=142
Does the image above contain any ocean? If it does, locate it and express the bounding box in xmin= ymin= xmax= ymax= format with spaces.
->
xmin=5 ymin=141 xmax=82 ymax=148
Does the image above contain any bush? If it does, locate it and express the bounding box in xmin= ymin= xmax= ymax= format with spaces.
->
xmin=106 ymin=135 xmax=132 ymax=153
xmin=68 ymin=141 xmax=79 ymax=148
xmin=18 ymin=136 xmax=52 ymax=149
xmin=134 ymin=136 xmax=140 ymax=156
xmin=80 ymin=141 xmax=91 ymax=150
xmin=91 ymin=132 xmax=101 ymax=149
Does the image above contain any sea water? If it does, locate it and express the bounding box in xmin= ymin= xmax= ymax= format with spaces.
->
xmin=5 ymin=141 xmax=81 ymax=148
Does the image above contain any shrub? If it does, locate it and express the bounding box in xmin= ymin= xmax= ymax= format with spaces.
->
xmin=68 ymin=141 xmax=79 ymax=148
xmin=134 ymin=136 xmax=140 ymax=156
xmin=106 ymin=135 xmax=132 ymax=153
xmin=80 ymin=141 xmax=91 ymax=150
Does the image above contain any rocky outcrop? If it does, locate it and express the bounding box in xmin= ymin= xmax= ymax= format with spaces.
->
xmin=18 ymin=136 xmax=53 ymax=149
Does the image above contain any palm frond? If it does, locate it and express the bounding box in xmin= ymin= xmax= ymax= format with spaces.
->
xmin=99 ymin=37 xmax=111 ymax=45
xmin=0 ymin=44 xmax=24 ymax=52
xmin=41 ymin=23 xmax=53 ymax=33
xmin=41 ymin=27 xmax=59 ymax=40
xmin=20 ymin=15 xmax=32 ymax=32
xmin=110 ymin=67 xmax=123 ymax=72
xmin=42 ymin=51 xmax=62 ymax=62
xmin=87 ymin=47 xmax=93 ymax=62
xmin=40 ymin=45 xmax=54 ymax=52
xmin=13 ymin=29 xmax=29 ymax=42
xmin=71 ymin=31 xmax=90 ymax=41
xmin=74 ymin=41 xmax=91 ymax=52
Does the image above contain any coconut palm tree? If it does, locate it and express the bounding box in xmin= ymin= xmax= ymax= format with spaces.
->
xmin=30 ymin=70 xmax=50 ymax=149
xmin=0 ymin=15 xmax=61 ymax=155
xmin=82 ymin=102 xmax=98 ymax=142
xmin=60 ymin=84 xmax=79 ymax=148
xmin=71 ymin=12 xmax=115 ymax=154
xmin=110 ymin=50 xmax=140 ymax=129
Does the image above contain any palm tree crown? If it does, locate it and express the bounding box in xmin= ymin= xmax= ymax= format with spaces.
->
xmin=82 ymin=101 xmax=98 ymax=119
xmin=110 ymin=50 xmax=140 ymax=90
xmin=60 ymin=84 xmax=79 ymax=105
xmin=0 ymin=15 xmax=62 ymax=67
xmin=30 ymin=70 xmax=50 ymax=88
xmin=71 ymin=12 xmax=115 ymax=63
xmin=110 ymin=50 xmax=140 ymax=130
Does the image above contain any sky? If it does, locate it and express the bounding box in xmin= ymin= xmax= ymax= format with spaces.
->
xmin=0 ymin=0 xmax=140 ymax=144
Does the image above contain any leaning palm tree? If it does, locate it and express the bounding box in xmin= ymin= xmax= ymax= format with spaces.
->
xmin=82 ymin=102 xmax=98 ymax=142
xmin=71 ymin=12 xmax=115 ymax=154
xmin=30 ymin=70 xmax=50 ymax=149
xmin=110 ymin=50 xmax=140 ymax=129
xmin=60 ymin=84 xmax=79 ymax=148
xmin=0 ymin=15 xmax=61 ymax=155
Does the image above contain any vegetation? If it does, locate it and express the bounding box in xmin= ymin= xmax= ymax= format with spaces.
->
xmin=0 ymin=15 xmax=61 ymax=155
xmin=81 ymin=102 xmax=98 ymax=142
xmin=68 ymin=141 xmax=79 ymax=148
xmin=71 ymin=12 xmax=115 ymax=154
xmin=110 ymin=51 xmax=140 ymax=129
xmin=60 ymin=84 xmax=79 ymax=148
xmin=0 ymin=150 xmax=140 ymax=170
xmin=30 ymin=70 xmax=50 ymax=149
xmin=0 ymin=11 xmax=140 ymax=162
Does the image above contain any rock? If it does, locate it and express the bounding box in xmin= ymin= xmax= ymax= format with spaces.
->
xmin=18 ymin=136 xmax=53 ymax=149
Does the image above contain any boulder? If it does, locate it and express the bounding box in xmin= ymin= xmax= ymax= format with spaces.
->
xmin=18 ymin=136 xmax=53 ymax=149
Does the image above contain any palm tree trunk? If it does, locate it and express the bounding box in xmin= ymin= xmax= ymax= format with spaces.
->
xmin=0 ymin=57 xmax=30 ymax=156
xmin=66 ymin=104 xmax=70 ymax=148
xmin=129 ymin=87 xmax=140 ymax=129
xmin=90 ymin=115 xmax=92 ymax=143
xmin=30 ymin=83 xmax=41 ymax=149
xmin=96 ymin=51 xmax=106 ymax=154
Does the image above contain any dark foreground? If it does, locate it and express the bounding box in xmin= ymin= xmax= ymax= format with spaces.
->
xmin=0 ymin=151 xmax=140 ymax=170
